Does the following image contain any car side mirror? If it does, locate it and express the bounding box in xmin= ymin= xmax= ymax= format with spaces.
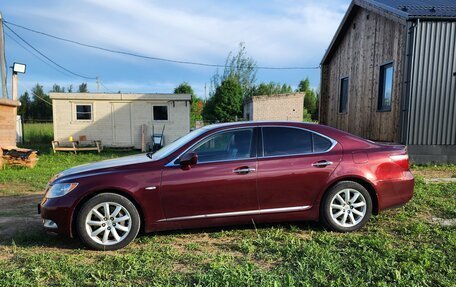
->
xmin=179 ymin=152 xmax=198 ymax=170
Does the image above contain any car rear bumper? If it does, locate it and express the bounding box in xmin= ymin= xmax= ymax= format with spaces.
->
xmin=39 ymin=197 xmax=74 ymax=238
xmin=376 ymin=171 xmax=414 ymax=211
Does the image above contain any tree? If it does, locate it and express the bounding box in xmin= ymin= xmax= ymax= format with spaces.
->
xmin=252 ymin=82 xmax=293 ymax=96
xmin=18 ymin=91 xmax=32 ymax=120
xmin=205 ymin=43 xmax=257 ymax=122
xmin=51 ymin=84 xmax=65 ymax=93
xmin=297 ymin=77 xmax=318 ymax=121
xmin=30 ymin=84 xmax=52 ymax=121
xmin=78 ymin=83 xmax=88 ymax=93
xmin=174 ymin=82 xmax=193 ymax=95
xmin=174 ymin=82 xmax=204 ymax=128
xmin=202 ymin=76 xmax=243 ymax=123
xmin=211 ymin=42 xmax=257 ymax=99
xmin=297 ymin=78 xmax=311 ymax=93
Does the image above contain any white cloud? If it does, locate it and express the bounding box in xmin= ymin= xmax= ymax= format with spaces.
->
xmin=18 ymin=0 xmax=346 ymax=66
xmin=5 ymin=0 xmax=349 ymax=95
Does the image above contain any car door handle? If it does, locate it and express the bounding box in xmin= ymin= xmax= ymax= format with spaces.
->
xmin=233 ymin=167 xmax=256 ymax=174
xmin=312 ymin=160 xmax=333 ymax=168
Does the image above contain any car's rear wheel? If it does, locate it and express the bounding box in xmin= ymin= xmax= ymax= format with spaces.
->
xmin=321 ymin=181 xmax=372 ymax=232
xmin=77 ymin=193 xmax=140 ymax=250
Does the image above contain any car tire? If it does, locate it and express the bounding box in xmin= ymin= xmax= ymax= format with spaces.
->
xmin=321 ymin=181 xmax=372 ymax=232
xmin=76 ymin=193 xmax=140 ymax=250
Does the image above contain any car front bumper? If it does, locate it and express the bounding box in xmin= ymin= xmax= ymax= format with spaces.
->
xmin=38 ymin=197 xmax=74 ymax=238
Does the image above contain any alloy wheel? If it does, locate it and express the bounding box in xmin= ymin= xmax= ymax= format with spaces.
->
xmin=85 ymin=202 xmax=132 ymax=245
xmin=329 ymin=188 xmax=367 ymax=228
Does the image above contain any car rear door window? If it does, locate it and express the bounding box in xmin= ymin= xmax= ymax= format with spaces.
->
xmin=262 ymin=127 xmax=312 ymax=156
xmin=262 ymin=127 xmax=333 ymax=157
xmin=192 ymin=129 xmax=254 ymax=163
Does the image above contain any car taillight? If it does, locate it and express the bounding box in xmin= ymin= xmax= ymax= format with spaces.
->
xmin=390 ymin=154 xmax=409 ymax=170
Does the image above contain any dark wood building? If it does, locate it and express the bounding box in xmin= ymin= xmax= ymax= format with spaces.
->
xmin=320 ymin=0 xmax=456 ymax=163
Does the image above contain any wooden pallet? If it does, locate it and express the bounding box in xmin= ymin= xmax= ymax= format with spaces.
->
xmin=52 ymin=140 xmax=103 ymax=154
xmin=1 ymin=148 xmax=39 ymax=168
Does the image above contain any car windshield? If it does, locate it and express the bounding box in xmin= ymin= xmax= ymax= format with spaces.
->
xmin=147 ymin=128 xmax=208 ymax=160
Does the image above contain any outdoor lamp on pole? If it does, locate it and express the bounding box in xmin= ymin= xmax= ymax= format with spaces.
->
xmin=11 ymin=62 xmax=26 ymax=101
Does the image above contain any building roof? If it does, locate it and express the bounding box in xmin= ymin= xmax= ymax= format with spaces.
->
xmin=321 ymin=0 xmax=456 ymax=65
xmin=49 ymin=93 xmax=192 ymax=101
xmin=370 ymin=0 xmax=456 ymax=19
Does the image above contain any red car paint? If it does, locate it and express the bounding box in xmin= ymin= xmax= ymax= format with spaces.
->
xmin=39 ymin=122 xmax=414 ymax=237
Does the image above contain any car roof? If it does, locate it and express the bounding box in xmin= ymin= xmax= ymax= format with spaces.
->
xmin=202 ymin=121 xmax=318 ymax=130
xmin=200 ymin=121 xmax=378 ymax=150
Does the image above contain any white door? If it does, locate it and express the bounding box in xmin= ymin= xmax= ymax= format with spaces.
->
xmin=112 ymin=103 xmax=132 ymax=146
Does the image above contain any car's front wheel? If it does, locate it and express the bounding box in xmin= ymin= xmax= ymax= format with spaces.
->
xmin=77 ymin=193 xmax=140 ymax=250
xmin=321 ymin=181 xmax=372 ymax=232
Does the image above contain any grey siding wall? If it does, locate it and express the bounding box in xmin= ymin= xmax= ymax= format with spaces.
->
xmin=406 ymin=20 xmax=456 ymax=145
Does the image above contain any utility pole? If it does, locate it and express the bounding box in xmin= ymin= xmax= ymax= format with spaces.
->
xmin=204 ymin=83 xmax=207 ymax=98
xmin=96 ymin=76 xmax=100 ymax=93
xmin=0 ymin=11 xmax=8 ymax=99
xmin=12 ymin=71 xmax=17 ymax=100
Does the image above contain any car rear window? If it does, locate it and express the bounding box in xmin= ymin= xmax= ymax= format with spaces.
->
xmin=313 ymin=133 xmax=332 ymax=152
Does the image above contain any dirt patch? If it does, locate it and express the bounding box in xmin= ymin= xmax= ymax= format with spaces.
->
xmin=424 ymin=178 xmax=456 ymax=184
xmin=430 ymin=217 xmax=456 ymax=227
xmin=0 ymin=194 xmax=43 ymax=243
xmin=0 ymin=183 xmax=42 ymax=196
xmin=412 ymin=169 xmax=456 ymax=179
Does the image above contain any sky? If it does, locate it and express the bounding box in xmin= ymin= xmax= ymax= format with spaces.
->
xmin=2 ymin=0 xmax=349 ymax=98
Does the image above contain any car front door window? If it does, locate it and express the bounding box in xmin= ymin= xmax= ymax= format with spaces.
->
xmin=192 ymin=129 xmax=254 ymax=163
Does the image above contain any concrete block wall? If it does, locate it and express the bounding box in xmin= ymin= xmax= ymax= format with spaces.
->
xmin=244 ymin=93 xmax=304 ymax=122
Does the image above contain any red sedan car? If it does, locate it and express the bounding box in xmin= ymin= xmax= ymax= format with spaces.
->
xmin=39 ymin=122 xmax=414 ymax=250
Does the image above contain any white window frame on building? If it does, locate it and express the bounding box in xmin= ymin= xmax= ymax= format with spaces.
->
xmin=74 ymin=103 xmax=93 ymax=122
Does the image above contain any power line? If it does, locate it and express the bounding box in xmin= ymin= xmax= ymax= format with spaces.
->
xmin=100 ymin=80 xmax=115 ymax=93
xmin=4 ymin=20 xmax=320 ymax=70
xmin=7 ymin=30 xmax=114 ymax=95
xmin=4 ymin=30 xmax=80 ymax=80
xmin=31 ymin=90 xmax=53 ymax=106
xmin=4 ymin=24 xmax=97 ymax=80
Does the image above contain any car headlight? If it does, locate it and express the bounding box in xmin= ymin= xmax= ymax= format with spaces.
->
xmin=45 ymin=183 xmax=78 ymax=198
xmin=46 ymin=173 xmax=62 ymax=189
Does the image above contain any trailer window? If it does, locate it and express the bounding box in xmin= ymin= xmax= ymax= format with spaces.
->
xmin=76 ymin=104 xmax=92 ymax=120
xmin=153 ymin=106 xmax=168 ymax=121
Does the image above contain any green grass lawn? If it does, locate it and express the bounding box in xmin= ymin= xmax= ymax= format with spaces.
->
xmin=0 ymin=145 xmax=455 ymax=286
xmin=22 ymin=123 xmax=54 ymax=144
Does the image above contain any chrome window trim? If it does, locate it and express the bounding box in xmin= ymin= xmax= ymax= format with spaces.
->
xmin=165 ymin=125 xmax=338 ymax=167
xmin=157 ymin=205 xmax=311 ymax=222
